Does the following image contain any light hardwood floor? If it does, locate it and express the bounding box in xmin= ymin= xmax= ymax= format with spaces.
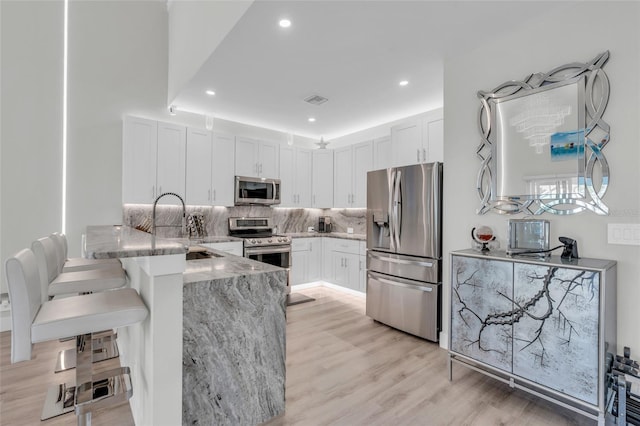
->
xmin=1 ymin=286 xmax=595 ymax=425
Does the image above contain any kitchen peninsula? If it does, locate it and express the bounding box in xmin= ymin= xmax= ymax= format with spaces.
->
xmin=84 ymin=225 xmax=287 ymax=425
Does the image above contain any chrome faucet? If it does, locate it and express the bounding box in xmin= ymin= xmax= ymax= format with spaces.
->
xmin=152 ymin=192 xmax=186 ymax=237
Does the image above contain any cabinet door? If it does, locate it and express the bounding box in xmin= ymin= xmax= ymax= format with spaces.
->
xmin=333 ymin=147 xmax=353 ymax=208
xmin=312 ymin=150 xmax=333 ymax=208
xmin=307 ymin=239 xmax=322 ymax=282
xmin=279 ymin=146 xmax=295 ymax=207
xmin=352 ymin=141 xmax=373 ymax=208
xmin=235 ymin=137 xmax=259 ymax=177
xmin=185 ymin=128 xmax=212 ymax=205
xmin=211 ymin=134 xmax=235 ymax=206
xmin=391 ymin=119 xmax=422 ymax=167
xmin=374 ymin=136 xmax=392 ymax=170
xmin=156 ymin=122 xmax=186 ymax=204
xmin=332 ymin=252 xmax=349 ymax=287
xmin=295 ymin=148 xmax=312 ymax=207
xmin=291 ymin=250 xmax=308 ymax=285
xmin=426 ymin=119 xmax=443 ymax=163
xmin=512 ymin=264 xmax=599 ymax=405
xmin=322 ymin=238 xmax=334 ymax=281
xmin=344 ymin=253 xmax=361 ymax=291
xmin=450 ymin=255 xmax=513 ymax=372
xmin=123 ymin=116 xmax=157 ymax=203
xmin=259 ymin=141 xmax=279 ymax=178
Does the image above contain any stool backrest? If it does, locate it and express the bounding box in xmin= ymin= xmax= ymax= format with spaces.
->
xmin=31 ymin=237 xmax=60 ymax=303
xmin=49 ymin=233 xmax=67 ymax=272
xmin=5 ymin=249 xmax=41 ymax=363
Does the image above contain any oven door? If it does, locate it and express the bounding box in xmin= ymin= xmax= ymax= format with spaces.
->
xmin=244 ymin=245 xmax=291 ymax=291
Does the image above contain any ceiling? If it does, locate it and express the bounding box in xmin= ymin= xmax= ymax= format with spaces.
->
xmin=171 ymin=1 xmax=553 ymax=141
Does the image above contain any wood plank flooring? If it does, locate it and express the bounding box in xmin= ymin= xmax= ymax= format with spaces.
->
xmin=0 ymin=286 xmax=595 ymax=425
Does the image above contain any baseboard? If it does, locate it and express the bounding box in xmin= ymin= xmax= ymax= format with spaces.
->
xmin=291 ymin=281 xmax=323 ymax=291
xmin=291 ymin=281 xmax=366 ymax=298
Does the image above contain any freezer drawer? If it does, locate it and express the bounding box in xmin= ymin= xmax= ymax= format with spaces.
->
xmin=366 ymin=271 xmax=440 ymax=341
xmin=367 ymin=250 xmax=440 ymax=283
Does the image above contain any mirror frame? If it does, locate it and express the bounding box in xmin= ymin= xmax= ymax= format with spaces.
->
xmin=476 ymin=51 xmax=610 ymax=215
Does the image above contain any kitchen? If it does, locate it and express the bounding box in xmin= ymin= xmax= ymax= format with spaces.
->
xmin=2 ymin=1 xmax=639 ymax=426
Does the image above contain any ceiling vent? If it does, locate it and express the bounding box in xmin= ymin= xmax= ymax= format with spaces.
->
xmin=304 ymin=94 xmax=328 ymax=106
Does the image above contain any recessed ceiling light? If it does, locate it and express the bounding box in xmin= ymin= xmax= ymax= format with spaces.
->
xmin=308 ymin=117 xmax=316 ymax=123
xmin=399 ymin=80 xmax=409 ymax=87
xmin=279 ymin=19 xmax=291 ymax=28
xmin=205 ymin=90 xmax=215 ymax=96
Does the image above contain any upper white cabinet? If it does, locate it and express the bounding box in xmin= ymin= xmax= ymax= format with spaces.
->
xmin=211 ymin=134 xmax=235 ymax=206
xmin=185 ymin=130 xmax=235 ymax=206
xmin=334 ymin=140 xmax=373 ymax=208
xmin=235 ymin=137 xmax=279 ymax=179
xmin=280 ymin=146 xmax=312 ymax=207
xmin=312 ymin=149 xmax=334 ymax=208
xmin=334 ymin=141 xmax=373 ymax=208
xmin=185 ymin=128 xmax=213 ymax=206
xmin=373 ymin=135 xmax=392 ymax=170
xmin=123 ymin=116 xmax=186 ymax=205
xmin=390 ymin=109 xmax=443 ymax=166
xmin=123 ymin=116 xmax=158 ymax=204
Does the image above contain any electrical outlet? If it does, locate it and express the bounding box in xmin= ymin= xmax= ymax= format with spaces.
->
xmin=607 ymin=223 xmax=640 ymax=246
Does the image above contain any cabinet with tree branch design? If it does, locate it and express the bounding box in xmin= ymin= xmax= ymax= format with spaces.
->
xmin=449 ymin=250 xmax=617 ymax=423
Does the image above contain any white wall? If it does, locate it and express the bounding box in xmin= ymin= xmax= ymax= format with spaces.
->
xmin=167 ymin=0 xmax=252 ymax=104
xmin=442 ymin=2 xmax=640 ymax=353
xmin=0 ymin=1 xmax=64 ymax=295
xmin=65 ymin=1 xmax=169 ymax=257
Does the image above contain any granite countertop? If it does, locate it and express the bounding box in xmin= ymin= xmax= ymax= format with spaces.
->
xmin=191 ymin=236 xmax=243 ymax=244
xmin=183 ymin=248 xmax=283 ymax=284
xmin=85 ymin=225 xmax=188 ymax=259
xmin=283 ymin=232 xmax=366 ymax=241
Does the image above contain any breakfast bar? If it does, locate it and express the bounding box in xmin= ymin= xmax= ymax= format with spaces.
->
xmin=84 ymin=225 xmax=287 ymax=425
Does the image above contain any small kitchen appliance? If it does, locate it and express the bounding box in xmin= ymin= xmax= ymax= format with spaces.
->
xmin=318 ymin=216 xmax=332 ymax=233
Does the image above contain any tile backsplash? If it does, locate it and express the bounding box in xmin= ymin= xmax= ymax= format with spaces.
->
xmin=123 ymin=205 xmax=366 ymax=238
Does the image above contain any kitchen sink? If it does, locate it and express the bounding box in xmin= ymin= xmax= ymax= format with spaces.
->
xmin=185 ymin=250 xmax=222 ymax=260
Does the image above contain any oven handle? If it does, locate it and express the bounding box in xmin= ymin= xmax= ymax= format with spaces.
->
xmin=244 ymin=245 xmax=291 ymax=256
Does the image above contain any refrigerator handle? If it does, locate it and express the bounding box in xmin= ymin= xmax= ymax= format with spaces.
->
xmin=393 ymin=170 xmax=402 ymax=249
xmin=389 ymin=169 xmax=396 ymax=251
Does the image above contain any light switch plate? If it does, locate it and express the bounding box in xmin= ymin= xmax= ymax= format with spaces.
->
xmin=607 ymin=223 xmax=640 ymax=246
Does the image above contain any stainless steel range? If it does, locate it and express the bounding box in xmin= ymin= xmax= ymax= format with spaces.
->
xmin=228 ymin=217 xmax=292 ymax=292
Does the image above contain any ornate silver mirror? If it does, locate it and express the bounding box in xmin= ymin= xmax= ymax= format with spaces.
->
xmin=476 ymin=51 xmax=610 ymax=215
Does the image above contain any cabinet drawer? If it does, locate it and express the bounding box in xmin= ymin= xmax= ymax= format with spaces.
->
xmin=329 ymin=238 xmax=360 ymax=255
xmin=291 ymin=238 xmax=311 ymax=252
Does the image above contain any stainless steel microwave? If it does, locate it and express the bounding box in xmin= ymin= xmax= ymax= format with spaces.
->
xmin=234 ymin=176 xmax=281 ymax=206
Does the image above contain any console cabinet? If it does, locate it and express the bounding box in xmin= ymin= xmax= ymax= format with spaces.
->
xmin=449 ymin=250 xmax=617 ymax=422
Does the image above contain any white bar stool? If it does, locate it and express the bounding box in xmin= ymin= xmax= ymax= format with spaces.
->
xmin=6 ymin=248 xmax=148 ymax=425
xmin=50 ymin=232 xmax=121 ymax=273
xmin=32 ymin=236 xmax=127 ymax=372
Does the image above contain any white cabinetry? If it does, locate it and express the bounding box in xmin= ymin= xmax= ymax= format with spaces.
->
xmin=291 ymin=238 xmax=322 ymax=285
xmin=201 ymin=241 xmax=243 ymax=257
xmin=211 ymin=134 xmax=235 ymax=206
xmin=185 ymin=128 xmax=212 ymax=206
xmin=390 ymin=109 xmax=443 ymax=167
xmin=373 ymin=136 xmax=392 ymax=170
xmin=123 ymin=116 xmax=157 ymax=204
xmin=186 ymin=131 xmax=235 ymax=206
xmin=324 ymin=238 xmax=366 ymax=293
xmin=156 ymin=122 xmax=186 ymax=200
xmin=235 ymin=137 xmax=279 ymax=179
xmin=280 ymin=146 xmax=312 ymax=207
xmin=123 ymin=116 xmax=185 ymax=205
xmin=312 ymin=150 xmax=334 ymax=208
xmin=333 ymin=141 xmax=373 ymax=208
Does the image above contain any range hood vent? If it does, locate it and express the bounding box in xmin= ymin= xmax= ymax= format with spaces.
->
xmin=304 ymin=94 xmax=328 ymax=105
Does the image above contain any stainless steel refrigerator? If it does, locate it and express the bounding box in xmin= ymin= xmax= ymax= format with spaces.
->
xmin=366 ymin=162 xmax=442 ymax=341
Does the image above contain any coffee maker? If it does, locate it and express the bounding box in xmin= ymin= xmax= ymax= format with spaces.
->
xmin=318 ymin=216 xmax=332 ymax=233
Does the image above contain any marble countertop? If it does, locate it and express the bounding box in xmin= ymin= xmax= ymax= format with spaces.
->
xmin=183 ymin=248 xmax=283 ymax=284
xmin=191 ymin=236 xmax=243 ymax=244
xmin=282 ymin=232 xmax=366 ymax=241
xmin=85 ymin=225 xmax=188 ymax=259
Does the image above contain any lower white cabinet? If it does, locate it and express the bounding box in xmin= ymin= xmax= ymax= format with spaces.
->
xmin=292 ymin=237 xmax=366 ymax=292
xmin=291 ymin=238 xmax=322 ymax=285
xmin=200 ymin=241 xmax=243 ymax=257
